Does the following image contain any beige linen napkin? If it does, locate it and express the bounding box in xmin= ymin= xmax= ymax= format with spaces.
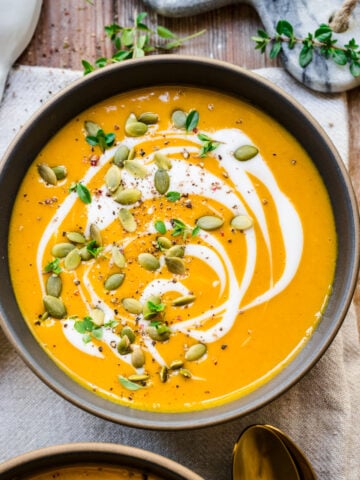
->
xmin=0 ymin=65 xmax=359 ymax=480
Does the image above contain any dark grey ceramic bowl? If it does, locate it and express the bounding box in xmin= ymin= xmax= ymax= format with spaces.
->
xmin=0 ymin=442 xmax=203 ymax=479
xmin=0 ymin=56 xmax=358 ymax=429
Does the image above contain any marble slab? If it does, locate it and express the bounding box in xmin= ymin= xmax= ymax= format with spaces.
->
xmin=144 ymin=0 xmax=360 ymax=92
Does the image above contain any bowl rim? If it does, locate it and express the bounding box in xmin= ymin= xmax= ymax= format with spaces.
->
xmin=0 ymin=442 xmax=204 ymax=479
xmin=0 ymin=54 xmax=359 ymax=429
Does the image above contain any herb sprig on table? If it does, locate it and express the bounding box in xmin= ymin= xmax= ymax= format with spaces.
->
xmin=82 ymin=12 xmax=206 ymax=74
xmin=252 ymin=20 xmax=360 ymax=77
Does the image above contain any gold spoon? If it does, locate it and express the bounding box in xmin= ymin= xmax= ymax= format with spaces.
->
xmin=232 ymin=425 xmax=316 ymax=480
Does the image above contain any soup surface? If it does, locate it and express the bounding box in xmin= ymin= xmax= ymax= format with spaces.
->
xmin=9 ymin=86 xmax=336 ymax=412
xmin=22 ymin=464 xmax=161 ymax=480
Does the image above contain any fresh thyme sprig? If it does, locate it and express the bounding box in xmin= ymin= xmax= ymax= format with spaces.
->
xmin=82 ymin=12 xmax=206 ymax=74
xmin=252 ymin=20 xmax=360 ymax=77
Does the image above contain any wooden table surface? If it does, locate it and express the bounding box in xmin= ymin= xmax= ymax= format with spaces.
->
xmin=20 ymin=0 xmax=360 ymax=319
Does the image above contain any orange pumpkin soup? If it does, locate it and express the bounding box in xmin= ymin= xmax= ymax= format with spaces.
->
xmin=9 ymin=86 xmax=336 ymax=412
xmin=23 ymin=465 xmax=161 ymax=480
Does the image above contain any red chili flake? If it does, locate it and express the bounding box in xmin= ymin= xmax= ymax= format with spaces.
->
xmin=90 ymin=154 xmax=100 ymax=166
xmin=193 ymin=127 xmax=198 ymax=133
xmin=220 ymin=231 xmax=224 ymax=237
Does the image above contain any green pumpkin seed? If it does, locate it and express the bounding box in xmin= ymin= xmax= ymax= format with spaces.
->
xmin=171 ymin=109 xmax=187 ymax=129
xmin=66 ymin=231 xmax=86 ymax=244
xmin=122 ymin=298 xmax=143 ymax=315
xmin=138 ymin=253 xmax=160 ymax=271
xmin=185 ymin=343 xmax=207 ymax=361
xmin=125 ymin=121 xmax=148 ymax=137
xmin=117 ymin=335 xmax=131 ymax=355
xmin=131 ymin=347 xmax=145 ymax=368
xmin=84 ymin=120 xmax=100 ymax=137
xmin=118 ymin=208 xmax=137 ymax=232
xmin=51 ymin=243 xmax=75 ymax=258
xmin=160 ymin=365 xmax=168 ymax=383
xmin=157 ymin=236 xmax=172 ymax=250
xmin=138 ymin=112 xmax=159 ymax=124
xmin=128 ymin=147 xmax=136 ymax=160
xmin=112 ymin=246 xmax=126 ymax=268
xmin=43 ymin=295 xmax=67 ymax=319
xmin=46 ymin=275 xmax=62 ymax=298
xmin=128 ymin=374 xmax=149 ymax=382
xmin=154 ymin=169 xmax=170 ymax=194
xmin=37 ymin=164 xmax=57 ymax=186
xmin=89 ymin=223 xmax=102 ymax=246
xmin=113 ymin=144 xmax=130 ymax=167
xmin=105 ymin=164 xmax=122 ymax=192
xmin=104 ymin=273 xmax=125 ymax=291
xmin=64 ymin=249 xmax=81 ymax=270
xmin=79 ymin=246 xmax=92 ymax=261
xmin=169 ymin=360 xmax=184 ymax=370
xmin=113 ymin=188 xmax=141 ymax=205
xmin=143 ymin=295 xmax=162 ymax=320
xmin=124 ymin=160 xmax=148 ymax=178
xmin=165 ymin=256 xmax=185 ymax=275
xmin=172 ymin=294 xmax=196 ymax=307
xmin=52 ymin=165 xmax=67 ymax=180
xmin=91 ymin=307 xmax=105 ymax=326
xmin=234 ymin=145 xmax=259 ymax=161
xmin=165 ymin=245 xmax=185 ymax=258
xmin=154 ymin=152 xmax=172 ymax=170
xmin=146 ymin=325 xmax=171 ymax=342
xmin=179 ymin=368 xmax=192 ymax=379
xmin=196 ymin=215 xmax=224 ymax=231
xmin=121 ymin=326 xmax=136 ymax=343
xmin=231 ymin=214 xmax=253 ymax=230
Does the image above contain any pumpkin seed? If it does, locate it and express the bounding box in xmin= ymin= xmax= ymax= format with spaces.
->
xmin=128 ymin=374 xmax=149 ymax=382
xmin=104 ymin=273 xmax=125 ymax=291
xmin=113 ymin=144 xmax=130 ymax=167
xmin=79 ymin=246 xmax=92 ymax=261
xmin=105 ymin=164 xmax=122 ymax=192
xmin=160 ymin=365 xmax=168 ymax=383
xmin=112 ymin=246 xmax=126 ymax=268
xmin=113 ymin=188 xmax=141 ymax=205
xmin=154 ymin=169 xmax=170 ymax=194
xmin=179 ymin=368 xmax=192 ymax=379
xmin=231 ymin=214 xmax=253 ymax=230
xmin=234 ymin=145 xmax=259 ymax=161
xmin=131 ymin=347 xmax=145 ymax=368
xmin=84 ymin=120 xmax=100 ymax=137
xmin=154 ymin=152 xmax=172 ymax=170
xmin=122 ymin=298 xmax=143 ymax=315
xmin=125 ymin=120 xmax=148 ymax=137
xmin=165 ymin=245 xmax=185 ymax=258
xmin=143 ymin=295 xmax=162 ymax=320
xmin=51 ymin=243 xmax=75 ymax=258
xmin=146 ymin=325 xmax=171 ymax=342
xmin=185 ymin=343 xmax=207 ymax=361
xmin=43 ymin=295 xmax=67 ymax=319
xmin=157 ymin=236 xmax=172 ymax=250
xmin=196 ymin=215 xmax=224 ymax=231
xmin=117 ymin=335 xmax=131 ymax=355
xmin=64 ymin=249 xmax=81 ymax=270
xmin=138 ymin=253 xmax=160 ymax=271
xmin=172 ymin=294 xmax=196 ymax=307
xmin=121 ymin=326 xmax=136 ymax=343
xmin=52 ymin=165 xmax=67 ymax=180
xmin=91 ymin=307 xmax=105 ymax=326
xmin=37 ymin=164 xmax=57 ymax=186
xmin=171 ymin=109 xmax=187 ymax=129
xmin=138 ymin=112 xmax=159 ymax=124
xmin=128 ymin=147 xmax=136 ymax=160
xmin=124 ymin=159 xmax=148 ymax=178
xmin=89 ymin=223 xmax=102 ymax=246
xmin=165 ymin=256 xmax=185 ymax=275
xmin=118 ymin=208 xmax=137 ymax=232
xmin=46 ymin=274 xmax=62 ymax=297
xmin=66 ymin=231 xmax=86 ymax=244
xmin=169 ymin=360 xmax=184 ymax=370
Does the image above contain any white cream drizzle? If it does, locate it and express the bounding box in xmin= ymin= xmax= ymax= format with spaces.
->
xmin=37 ymin=128 xmax=303 ymax=362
